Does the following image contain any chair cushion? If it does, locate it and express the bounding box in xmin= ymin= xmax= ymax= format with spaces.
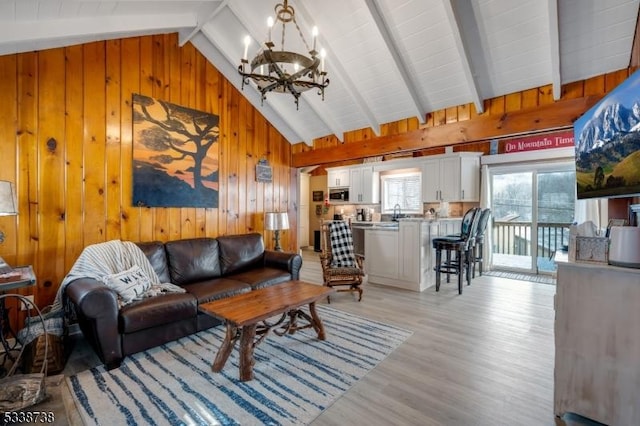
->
xmin=326 ymin=266 xmax=365 ymax=277
xmin=328 ymin=221 xmax=356 ymax=267
xmin=432 ymin=237 xmax=467 ymax=250
xmin=227 ymin=267 xmax=292 ymax=290
xmin=119 ymin=293 xmax=197 ymax=334
xmin=182 ymin=278 xmax=251 ymax=304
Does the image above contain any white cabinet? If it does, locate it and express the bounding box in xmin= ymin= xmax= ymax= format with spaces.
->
xmin=555 ymin=261 xmax=640 ymax=426
xmin=398 ymin=222 xmax=420 ymax=282
xmin=459 ymin=155 xmax=481 ymax=201
xmin=365 ymin=221 xmax=438 ymax=292
xmin=437 ymin=218 xmax=462 ymax=236
xmin=349 ymin=166 xmax=379 ymax=204
xmin=421 ymin=158 xmax=441 ymax=202
xmin=421 ymin=153 xmax=481 ymax=202
xmin=365 ymin=230 xmax=398 ymax=279
xmin=327 ymin=167 xmax=350 ymax=188
xmin=440 ymin=156 xmax=461 ymax=201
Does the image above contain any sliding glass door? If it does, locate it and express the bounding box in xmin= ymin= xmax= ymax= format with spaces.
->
xmin=490 ymin=162 xmax=575 ymax=274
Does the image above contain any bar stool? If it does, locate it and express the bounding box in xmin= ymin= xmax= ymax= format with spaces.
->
xmin=432 ymin=207 xmax=481 ymax=294
xmin=471 ymin=208 xmax=491 ymax=278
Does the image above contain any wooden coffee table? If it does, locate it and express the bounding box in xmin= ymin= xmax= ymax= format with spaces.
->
xmin=199 ymin=280 xmax=335 ymax=381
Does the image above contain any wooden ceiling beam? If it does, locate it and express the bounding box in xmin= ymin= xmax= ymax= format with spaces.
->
xmin=292 ymin=95 xmax=601 ymax=167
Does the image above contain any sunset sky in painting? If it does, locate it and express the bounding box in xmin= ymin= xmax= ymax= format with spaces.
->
xmin=133 ymin=99 xmax=219 ymax=191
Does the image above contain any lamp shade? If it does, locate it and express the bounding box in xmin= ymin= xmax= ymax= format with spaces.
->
xmin=265 ymin=212 xmax=289 ymax=231
xmin=0 ymin=181 xmax=17 ymax=216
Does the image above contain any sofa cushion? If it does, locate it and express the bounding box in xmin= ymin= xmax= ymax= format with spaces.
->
xmin=182 ymin=278 xmax=251 ymax=305
xmin=119 ymin=293 xmax=197 ymax=334
xmin=136 ymin=241 xmax=171 ymax=283
xmin=217 ymin=233 xmax=265 ymax=276
xmin=165 ymin=238 xmax=221 ymax=285
xmin=227 ymin=267 xmax=292 ymax=290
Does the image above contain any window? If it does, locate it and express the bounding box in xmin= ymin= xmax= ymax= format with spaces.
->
xmin=380 ymin=171 xmax=422 ymax=214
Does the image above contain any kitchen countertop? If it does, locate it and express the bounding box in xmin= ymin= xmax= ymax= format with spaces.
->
xmin=351 ymin=217 xmax=462 ymax=230
xmin=351 ymin=221 xmax=400 ymax=230
xmin=396 ymin=217 xmax=462 ymax=222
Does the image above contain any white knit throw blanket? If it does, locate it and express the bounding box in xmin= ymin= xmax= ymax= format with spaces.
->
xmin=49 ymin=240 xmax=184 ymax=315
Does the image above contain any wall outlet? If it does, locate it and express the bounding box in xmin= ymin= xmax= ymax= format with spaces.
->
xmin=20 ymin=295 xmax=34 ymax=311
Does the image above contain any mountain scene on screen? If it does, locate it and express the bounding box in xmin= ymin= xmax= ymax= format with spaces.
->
xmin=574 ymin=72 xmax=640 ymax=199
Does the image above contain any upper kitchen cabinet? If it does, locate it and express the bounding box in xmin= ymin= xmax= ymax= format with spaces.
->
xmin=350 ymin=166 xmax=379 ymax=204
xmin=421 ymin=158 xmax=442 ymax=202
xmin=327 ymin=167 xmax=350 ymax=188
xmin=421 ymin=153 xmax=482 ymax=202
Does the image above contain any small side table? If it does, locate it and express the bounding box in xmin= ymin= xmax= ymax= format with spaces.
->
xmin=0 ymin=266 xmax=36 ymax=371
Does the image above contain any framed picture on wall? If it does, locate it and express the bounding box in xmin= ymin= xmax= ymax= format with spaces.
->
xmin=132 ymin=93 xmax=219 ymax=208
xmin=256 ymin=159 xmax=272 ymax=183
xmin=312 ymin=191 xmax=323 ymax=202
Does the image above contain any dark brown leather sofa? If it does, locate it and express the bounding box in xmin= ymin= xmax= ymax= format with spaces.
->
xmin=65 ymin=233 xmax=302 ymax=369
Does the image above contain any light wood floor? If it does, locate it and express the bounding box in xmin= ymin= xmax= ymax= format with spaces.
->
xmin=44 ymin=249 xmax=600 ymax=425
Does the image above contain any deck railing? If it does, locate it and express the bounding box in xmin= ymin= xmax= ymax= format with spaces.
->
xmin=492 ymin=220 xmax=571 ymax=258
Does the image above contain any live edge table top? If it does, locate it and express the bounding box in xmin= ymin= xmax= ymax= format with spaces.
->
xmin=199 ymin=280 xmax=335 ymax=327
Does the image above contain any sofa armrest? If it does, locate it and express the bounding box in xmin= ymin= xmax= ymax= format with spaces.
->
xmin=264 ymin=250 xmax=303 ymax=280
xmin=65 ymin=278 xmax=123 ymax=368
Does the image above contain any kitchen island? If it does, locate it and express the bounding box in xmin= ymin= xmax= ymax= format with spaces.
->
xmin=362 ymin=218 xmax=461 ymax=292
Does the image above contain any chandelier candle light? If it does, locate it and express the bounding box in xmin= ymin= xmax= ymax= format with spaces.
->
xmin=239 ymin=0 xmax=329 ymax=109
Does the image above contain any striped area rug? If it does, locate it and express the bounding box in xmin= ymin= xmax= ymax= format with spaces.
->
xmin=67 ymin=305 xmax=412 ymax=426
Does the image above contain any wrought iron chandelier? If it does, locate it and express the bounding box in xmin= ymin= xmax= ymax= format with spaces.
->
xmin=239 ymin=0 xmax=329 ymax=109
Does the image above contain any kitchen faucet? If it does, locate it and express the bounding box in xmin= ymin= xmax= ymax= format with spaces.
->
xmin=392 ymin=204 xmax=401 ymax=221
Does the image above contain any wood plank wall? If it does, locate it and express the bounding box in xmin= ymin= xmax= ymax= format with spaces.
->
xmin=0 ymin=34 xmax=296 ymax=319
xmin=293 ymin=69 xmax=632 ymax=175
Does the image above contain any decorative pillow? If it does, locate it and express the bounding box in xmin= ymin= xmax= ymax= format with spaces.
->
xmin=101 ymin=265 xmax=152 ymax=305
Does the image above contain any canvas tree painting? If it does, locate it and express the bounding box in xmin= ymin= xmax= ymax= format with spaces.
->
xmin=132 ymin=94 xmax=219 ymax=207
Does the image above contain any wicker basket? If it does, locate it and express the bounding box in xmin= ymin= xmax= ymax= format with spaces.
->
xmin=22 ymin=333 xmax=65 ymax=375
xmin=0 ymin=294 xmax=48 ymax=412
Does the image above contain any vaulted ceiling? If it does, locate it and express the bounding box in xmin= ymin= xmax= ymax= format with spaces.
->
xmin=1 ymin=0 xmax=639 ymax=146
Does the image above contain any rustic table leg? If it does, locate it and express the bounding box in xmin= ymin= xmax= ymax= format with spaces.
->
xmin=239 ymin=323 xmax=257 ymax=381
xmin=212 ymin=322 xmax=238 ymax=373
xmin=287 ymin=310 xmax=298 ymax=335
xmin=308 ymin=302 xmax=327 ymax=340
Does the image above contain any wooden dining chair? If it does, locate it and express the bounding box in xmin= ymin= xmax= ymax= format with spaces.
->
xmin=319 ymin=220 xmax=365 ymax=303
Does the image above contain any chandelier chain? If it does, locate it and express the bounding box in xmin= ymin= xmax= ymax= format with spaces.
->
xmin=292 ymin=16 xmax=311 ymax=53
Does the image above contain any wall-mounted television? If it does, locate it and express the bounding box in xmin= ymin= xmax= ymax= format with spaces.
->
xmin=574 ymin=69 xmax=640 ymax=199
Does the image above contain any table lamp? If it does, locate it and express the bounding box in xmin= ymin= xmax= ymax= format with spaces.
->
xmin=0 ymin=180 xmax=18 ymax=273
xmin=265 ymin=212 xmax=289 ymax=251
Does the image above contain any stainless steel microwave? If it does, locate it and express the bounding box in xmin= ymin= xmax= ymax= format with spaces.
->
xmin=329 ymin=188 xmax=349 ymax=202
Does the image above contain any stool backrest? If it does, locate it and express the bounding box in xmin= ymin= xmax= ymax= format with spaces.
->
xmin=474 ymin=208 xmax=492 ymax=238
xmin=460 ymin=207 xmax=481 ymax=240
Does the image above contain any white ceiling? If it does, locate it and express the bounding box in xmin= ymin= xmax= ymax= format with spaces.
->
xmin=1 ymin=0 xmax=638 ymax=146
